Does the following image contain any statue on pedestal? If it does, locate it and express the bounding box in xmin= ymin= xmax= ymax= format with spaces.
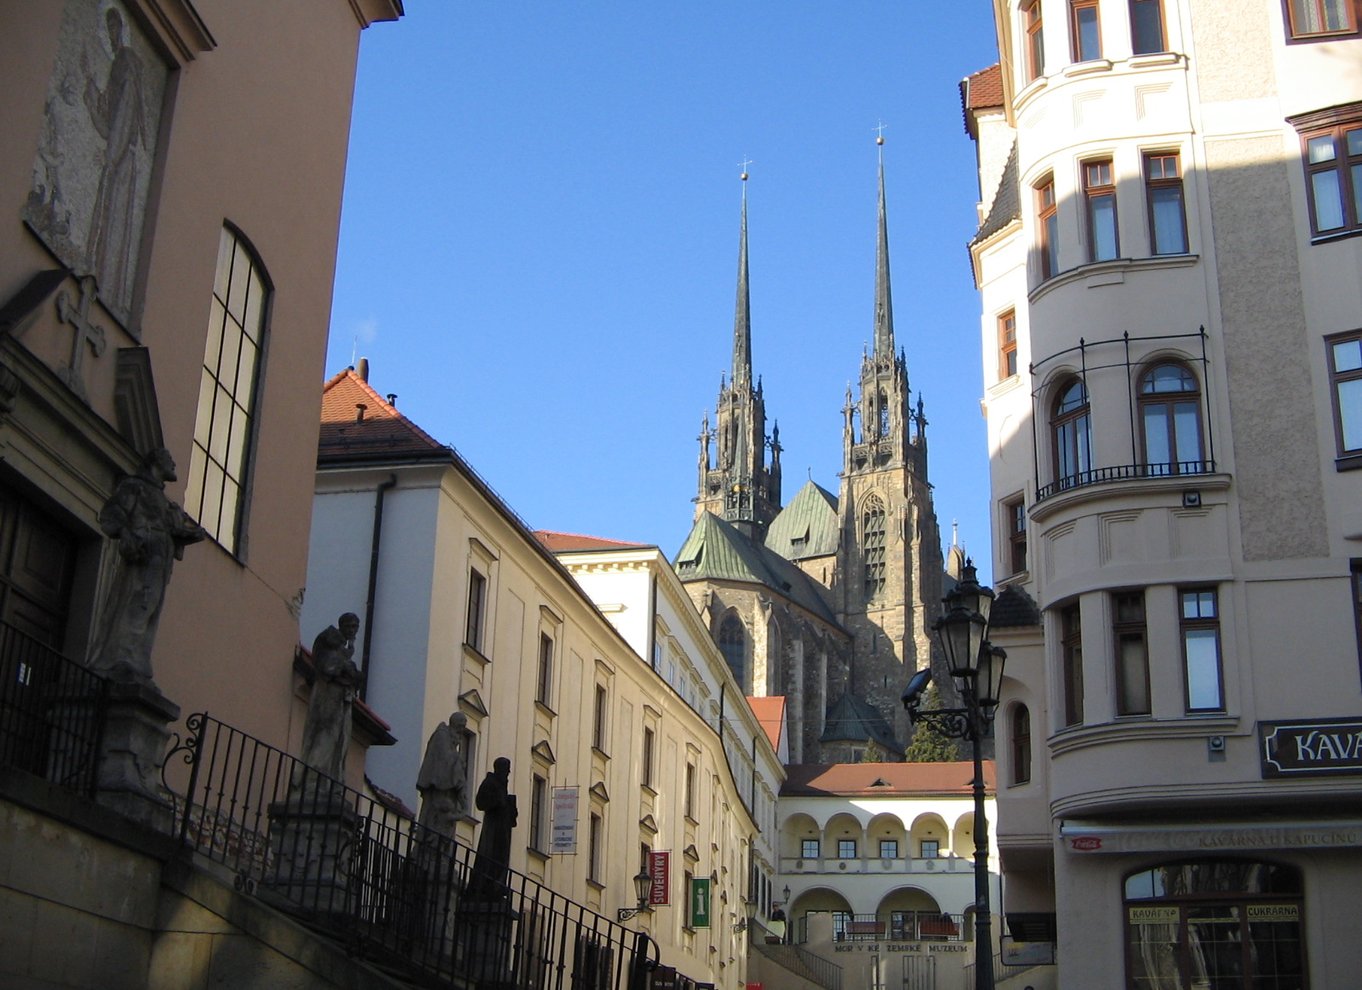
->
xmin=417 ymin=712 xmax=468 ymax=836
xmin=90 ymin=447 xmax=206 ymax=684
xmin=298 ymin=613 xmax=361 ymax=786
xmin=468 ymin=757 xmax=517 ymax=898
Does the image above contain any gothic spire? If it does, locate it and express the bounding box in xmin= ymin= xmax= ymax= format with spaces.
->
xmin=732 ymin=170 xmax=752 ymax=386
xmin=873 ymin=137 xmax=894 ymax=360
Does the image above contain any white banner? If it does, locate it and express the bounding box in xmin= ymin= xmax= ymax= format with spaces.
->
xmin=551 ymin=786 xmax=578 ymax=854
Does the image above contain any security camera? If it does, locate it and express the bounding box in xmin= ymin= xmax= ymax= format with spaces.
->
xmin=901 ymin=667 xmax=933 ymax=712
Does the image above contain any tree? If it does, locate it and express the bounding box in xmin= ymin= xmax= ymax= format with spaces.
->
xmin=903 ymin=684 xmax=961 ymax=762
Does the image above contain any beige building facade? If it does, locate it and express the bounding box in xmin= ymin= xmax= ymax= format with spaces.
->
xmin=304 ymin=368 xmax=778 ymax=988
xmin=0 ymin=2 xmax=402 ymax=987
xmin=965 ymin=1 xmax=1362 ymax=987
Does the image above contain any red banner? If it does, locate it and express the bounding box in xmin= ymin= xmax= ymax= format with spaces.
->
xmin=649 ymin=851 xmax=670 ymax=905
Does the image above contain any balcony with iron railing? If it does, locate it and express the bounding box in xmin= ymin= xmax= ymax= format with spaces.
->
xmin=1035 ymin=459 xmax=1217 ymax=502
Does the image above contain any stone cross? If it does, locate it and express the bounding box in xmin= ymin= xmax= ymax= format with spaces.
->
xmin=54 ymin=275 xmax=107 ymax=402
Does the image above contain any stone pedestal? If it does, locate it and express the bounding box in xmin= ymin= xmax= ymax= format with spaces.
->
xmin=265 ymin=794 xmax=360 ymax=917
xmin=458 ymin=897 xmax=519 ymax=989
xmin=93 ymin=679 xmax=180 ymax=832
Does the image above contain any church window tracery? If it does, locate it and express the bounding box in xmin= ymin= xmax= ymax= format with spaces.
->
xmin=719 ymin=612 xmax=746 ymax=688
xmin=862 ymin=496 xmax=887 ymax=598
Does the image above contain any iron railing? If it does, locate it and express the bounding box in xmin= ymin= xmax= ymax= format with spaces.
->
xmin=962 ymin=949 xmax=1039 ymax=989
xmin=1036 ymin=459 xmax=1216 ymax=502
xmin=0 ymin=621 xmax=107 ymax=796
xmin=162 ymin=712 xmax=658 ymax=989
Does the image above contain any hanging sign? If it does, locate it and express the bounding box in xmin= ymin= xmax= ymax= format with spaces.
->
xmin=690 ymin=877 xmax=711 ymax=928
xmin=649 ymin=851 xmax=670 ymax=906
xmin=551 ymin=786 xmax=578 ymax=854
xmin=1260 ymin=718 xmax=1362 ymax=778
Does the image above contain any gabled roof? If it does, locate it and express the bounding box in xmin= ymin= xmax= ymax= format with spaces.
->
xmin=674 ymin=511 xmax=838 ymax=625
xmin=782 ymin=760 xmax=995 ymax=797
xmin=747 ymin=695 xmax=786 ymax=752
xmin=764 ymin=480 xmax=839 ymax=561
xmin=319 ymin=369 xmax=447 ymax=462
xmin=534 ymin=530 xmax=652 ymax=553
xmin=820 ymin=691 xmax=901 ymax=753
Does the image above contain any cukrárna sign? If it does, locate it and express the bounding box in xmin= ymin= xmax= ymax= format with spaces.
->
xmin=1260 ymin=718 xmax=1362 ymax=778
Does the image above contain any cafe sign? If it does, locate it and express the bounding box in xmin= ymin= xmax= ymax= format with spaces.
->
xmin=1260 ymin=718 xmax=1362 ymax=778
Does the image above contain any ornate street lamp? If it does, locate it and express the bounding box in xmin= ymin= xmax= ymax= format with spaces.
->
xmin=902 ymin=560 xmax=1006 ymax=990
xmin=618 ymin=866 xmax=654 ymax=922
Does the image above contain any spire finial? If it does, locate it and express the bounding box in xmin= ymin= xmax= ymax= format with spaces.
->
xmin=739 ymin=156 xmax=753 ymax=182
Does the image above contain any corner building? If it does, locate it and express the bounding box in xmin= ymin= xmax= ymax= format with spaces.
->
xmin=964 ymin=2 xmax=1362 ymax=987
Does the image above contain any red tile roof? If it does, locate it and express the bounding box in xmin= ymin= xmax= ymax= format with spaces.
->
xmin=318 ymin=369 xmax=447 ymax=462
xmin=534 ymin=530 xmax=652 ymax=552
xmin=781 ymin=761 xmax=994 ymax=797
xmin=963 ymin=63 xmax=1003 ymax=110
xmin=747 ymin=696 xmax=786 ymax=751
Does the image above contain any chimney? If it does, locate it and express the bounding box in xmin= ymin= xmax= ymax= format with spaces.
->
xmin=356 ymin=403 xmax=367 ymax=422
xmin=357 ymin=356 xmax=370 ymax=382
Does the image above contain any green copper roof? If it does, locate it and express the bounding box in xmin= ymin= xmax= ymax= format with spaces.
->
xmin=675 ymin=511 xmax=838 ymax=625
xmin=764 ymin=480 xmax=839 ymax=561
xmin=821 ymin=690 xmax=901 ymax=753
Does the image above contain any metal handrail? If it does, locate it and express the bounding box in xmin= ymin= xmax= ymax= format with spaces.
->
xmin=162 ymin=712 xmax=660 ymax=989
xmin=0 ymin=621 xmax=108 ymax=796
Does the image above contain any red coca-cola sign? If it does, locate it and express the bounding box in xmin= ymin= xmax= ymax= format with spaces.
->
xmin=1070 ymin=836 xmax=1102 ymax=851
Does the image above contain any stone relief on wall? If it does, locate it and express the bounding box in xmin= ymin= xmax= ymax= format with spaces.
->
xmin=24 ymin=0 xmax=167 ymax=327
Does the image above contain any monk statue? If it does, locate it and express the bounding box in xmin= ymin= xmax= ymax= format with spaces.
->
xmin=297 ymin=613 xmax=362 ymax=787
xmin=417 ymin=712 xmax=468 ymax=836
xmin=90 ymin=447 xmax=205 ymax=683
xmin=468 ymin=757 xmax=517 ymax=898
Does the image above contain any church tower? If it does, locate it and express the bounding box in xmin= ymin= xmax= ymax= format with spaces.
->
xmin=836 ymin=140 xmax=944 ymax=743
xmin=695 ymin=173 xmax=782 ymax=540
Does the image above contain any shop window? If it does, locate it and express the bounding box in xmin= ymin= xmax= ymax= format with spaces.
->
xmin=1124 ymin=860 xmax=1305 ymax=990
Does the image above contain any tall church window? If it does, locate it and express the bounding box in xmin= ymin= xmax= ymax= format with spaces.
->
xmin=862 ymin=496 xmax=887 ymax=598
xmin=719 ymin=612 xmax=745 ymax=687
xmin=878 ymin=389 xmax=890 ymax=436
xmin=186 ymin=225 xmax=268 ymax=555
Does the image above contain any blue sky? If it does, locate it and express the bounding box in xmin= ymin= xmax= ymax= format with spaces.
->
xmin=328 ymin=2 xmax=1002 ymax=581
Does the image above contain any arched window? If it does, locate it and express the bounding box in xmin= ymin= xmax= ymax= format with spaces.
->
xmin=186 ymin=224 xmax=269 ymax=553
xmin=1051 ymin=378 xmax=1091 ymax=489
xmin=861 ymin=496 xmax=887 ymax=598
xmin=878 ymin=389 xmax=891 ymax=436
xmin=719 ymin=612 xmax=745 ymax=687
xmin=1139 ymin=362 xmax=1203 ymax=475
xmin=1010 ymin=704 xmax=1031 ymax=785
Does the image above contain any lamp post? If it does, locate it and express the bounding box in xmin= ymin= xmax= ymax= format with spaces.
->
xmin=902 ymin=560 xmax=1005 ymax=990
xmin=617 ymin=866 xmax=654 ymax=922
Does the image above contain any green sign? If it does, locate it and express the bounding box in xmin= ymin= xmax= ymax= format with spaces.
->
xmin=690 ymin=877 xmax=711 ymax=928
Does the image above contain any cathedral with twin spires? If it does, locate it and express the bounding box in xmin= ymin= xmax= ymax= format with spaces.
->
xmin=676 ymin=146 xmax=947 ymax=763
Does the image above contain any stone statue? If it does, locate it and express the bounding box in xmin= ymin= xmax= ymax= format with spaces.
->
xmin=298 ymin=613 xmax=362 ymax=786
xmin=90 ymin=447 xmax=206 ymax=683
xmin=468 ymin=757 xmax=517 ymax=897
xmin=417 ymin=712 xmax=468 ymax=835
